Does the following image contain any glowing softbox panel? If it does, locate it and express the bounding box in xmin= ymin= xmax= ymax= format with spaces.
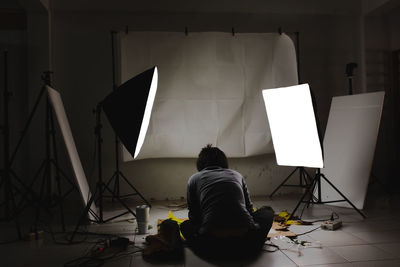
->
xmin=320 ymin=91 xmax=384 ymax=209
xmin=102 ymin=66 xmax=158 ymax=159
xmin=262 ymin=84 xmax=324 ymax=168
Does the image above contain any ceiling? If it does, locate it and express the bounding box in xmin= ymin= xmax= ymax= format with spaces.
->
xmin=8 ymin=0 xmax=400 ymax=16
xmin=48 ymin=0 xmax=362 ymax=15
xmin=12 ymin=0 xmax=364 ymax=15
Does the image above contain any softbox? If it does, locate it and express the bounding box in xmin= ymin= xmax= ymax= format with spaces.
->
xmin=102 ymin=66 xmax=158 ymax=159
xmin=262 ymin=84 xmax=324 ymax=168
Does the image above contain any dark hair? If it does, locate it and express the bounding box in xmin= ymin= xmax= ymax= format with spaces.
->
xmin=196 ymin=144 xmax=228 ymax=171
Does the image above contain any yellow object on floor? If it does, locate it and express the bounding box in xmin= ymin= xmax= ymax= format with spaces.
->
xmin=277 ymin=210 xmax=313 ymax=225
xmin=158 ymin=211 xmax=188 ymax=240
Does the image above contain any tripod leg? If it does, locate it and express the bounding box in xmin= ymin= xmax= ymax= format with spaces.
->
xmin=49 ymin=108 xmax=67 ymax=232
xmin=119 ymin=172 xmax=151 ymax=207
xmin=113 ymin=173 xmax=120 ymax=201
xmin=33 ymin=162 xmax=49 ymax=233
xmin=20 ymin=160 xmax=47 ymax=207
xmin=302 ymin=168 xmax=313 ymax=185
xmin=300 ymin=168 xmax=307 ymax=186
xmin=10 ymin=170 xmax=37 ymax=213
xmin=4 ymin=172 xmax=23 ymax=239
xmin=69 ymin=188 xmax=100 ymax=243
xmin=306 ymin=175 xmax=318 ymax=207
xmin=270 ymin=167 xmax=299 ymax=198
xmin=105 ymin=173 xmax=115 ymax=189
xmin=108 ymin=171 xmax=119 ymax=202
xmin=103 ymin=184 xmax=137 ymax=220
xmin=9 ymin=86 xmax=46 ymax=165
xmin=55 ymin=170 xmax=75 ymax=199
xmin=320 ymin=174 xmax=366 ymax=219
xmin=52 ymin=160 xmax=66 ymax=232
xmin=8 ymin=184 xmax=22 ymax=239
xmin=289 ymin=176 xmax=318 ymax=220
xmin=52 ymin=164 xmax=77 ymax=193
xmin=299 ymin=167 xmax=304 ymax=186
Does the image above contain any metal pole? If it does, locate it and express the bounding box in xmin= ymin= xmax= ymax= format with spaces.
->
xmin=95 ymin=105 xmax=104 ymax=222
xmin=111 ymin=31 xmax=121 ymax=198
xmin=296 ymin=32 xmax=301 ymax=83
xmin=2 ymin=50 xmax=22 ymax=239
xmin=3 ymin=50 xmax=10 ymax=217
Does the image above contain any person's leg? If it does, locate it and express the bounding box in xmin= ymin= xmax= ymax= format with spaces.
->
xmin=252 ymin=206 xmax=274 ymax=237
xmin=180 ymin=220 xmax=198 ymax=242
xmin=239 ymin=206 xmax=274 ymax=255
xmin=180 ymin=222 xmax=232 ymax=260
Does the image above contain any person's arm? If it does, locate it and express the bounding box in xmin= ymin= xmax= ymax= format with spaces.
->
xmin=187 ymin=176 xmax=201 ymax=226
xmin=242 ymin=177 xmax=254 ymax=214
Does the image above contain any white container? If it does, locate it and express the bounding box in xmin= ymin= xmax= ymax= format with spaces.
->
xmin=136 ymin=205 xmax=150 ymax=234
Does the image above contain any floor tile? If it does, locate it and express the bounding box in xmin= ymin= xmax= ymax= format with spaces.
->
xmin=244 ymin=250 xmax=297 ymax=267
xmin=302 ymin=263 xmax=354 ymax=267
xmin=351 ymin=259 xmax=400 ymax=266
xmin=288 ymin=224 xmax=322 ymax=235
xmin=374 ymin=243 xmax=400 ymax=258
xmin=102 ymin=255 xmax=133 ymax=267
xmin=4 ymin=196 xmax=400 ymax=266
xmin=306 ymin=229 xmax=367 ymax=247
xmin=280 ymin=246 xmax=348 ymax=266
xmin=329 ymin=244 xmax=395 ymax=262
xmin=341 ymin=220 xmax=400 ymax=234
xmin=0 ymin=242 xmax=90 ymax=267
xmin=131 ymin=254 xmax=183 ymax=267
xmin=350 ymin=230 xmax=400 ymax=244
xmin=183 ymin=247 xmax=242 ymax=267
xmin=182 ymin=241 xmax=296 ymax=267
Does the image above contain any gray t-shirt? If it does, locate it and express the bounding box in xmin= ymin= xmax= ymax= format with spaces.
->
xmin=187 ymin=166 xmax=257 ymax=234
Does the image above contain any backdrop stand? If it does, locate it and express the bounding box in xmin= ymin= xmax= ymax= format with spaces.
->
xmin=269 ymin=167 xmax=312 ymax=198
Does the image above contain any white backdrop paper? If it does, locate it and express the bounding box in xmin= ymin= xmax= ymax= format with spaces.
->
xmin=119 ymin=32 xmax=298 ymax=160
xmin=47 ymin=86 xmax=98 ymax=220
xmin=320 ymin=91 xmax=385 ymax=209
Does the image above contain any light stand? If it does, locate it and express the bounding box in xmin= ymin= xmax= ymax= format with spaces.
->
xmin=69 ymin=65 xmax=157 ymax=244
xmin=289 ymin=168 xmax=366 ymax=219
xmin=269 ymin=167 xmax=312 ymax=198
xmin=263 ymin=84 xmax=324 ymax=199
xmin=0 ymin=50 xmax=22 ymax=239
xmin=288 ymin=86 xmax=366 ymax=220
xmin=105 ymin=31 xmax=143 ymax=201
xmin=7 ymin=70 xmax=76 ymax=233
xmin=268 ymin=34 xmax=313 ymax=198
xmin=68 ymin=105 xmax=140 ymax=243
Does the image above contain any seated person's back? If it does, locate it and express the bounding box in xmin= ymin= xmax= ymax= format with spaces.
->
xmin=181 ymin=144 xmax=274 ymax=259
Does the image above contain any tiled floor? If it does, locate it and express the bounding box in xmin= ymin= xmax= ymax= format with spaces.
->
xmin=1 ymin=192 xmax=400 ymax=266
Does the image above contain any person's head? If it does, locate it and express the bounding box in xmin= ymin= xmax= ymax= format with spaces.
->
xmin=196 ymin=144 xmax=228 ymax=171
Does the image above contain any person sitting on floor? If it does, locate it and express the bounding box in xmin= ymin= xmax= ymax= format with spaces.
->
xmin=180 ymin=144 xmax=274 ymax=259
